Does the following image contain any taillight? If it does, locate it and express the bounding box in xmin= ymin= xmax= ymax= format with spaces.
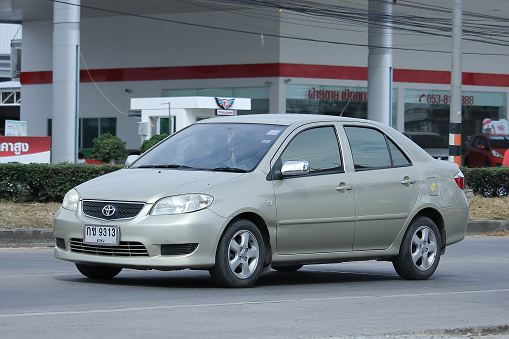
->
xmin=454 ymin=172 xmax=465 ymax=190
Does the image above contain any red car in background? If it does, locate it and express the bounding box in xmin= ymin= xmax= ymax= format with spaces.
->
xmin=464 ymin=134 xmax=509 ymax=167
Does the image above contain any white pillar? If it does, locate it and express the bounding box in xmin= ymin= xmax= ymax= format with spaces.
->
xmin=367 ymin=0 xmax=393 ymax=126
xmin=52 ymin=0 xmax=80 ymax=163
xmin=269 ymin=79 xmax=286 ymax=113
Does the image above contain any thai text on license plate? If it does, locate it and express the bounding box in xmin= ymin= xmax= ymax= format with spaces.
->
xmin=83 ymin=225 xmax=119 ymax=246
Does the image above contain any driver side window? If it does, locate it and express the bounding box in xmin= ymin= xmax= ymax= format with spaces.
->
xmin=280 ymin=126 xmax=342 ymax=174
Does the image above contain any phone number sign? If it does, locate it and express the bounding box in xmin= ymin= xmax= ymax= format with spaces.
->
xmin=406 ymin=90 xmax=506 ymax=107
xmin=419 ymin=94 xmax=474 ymax=105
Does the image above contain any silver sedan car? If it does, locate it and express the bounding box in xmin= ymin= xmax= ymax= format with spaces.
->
xmin=54 ymin=114 xmax=469 ymax=287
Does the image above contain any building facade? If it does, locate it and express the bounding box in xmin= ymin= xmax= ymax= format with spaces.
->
xmin=16 ymin=2 xmax=509 ymax=157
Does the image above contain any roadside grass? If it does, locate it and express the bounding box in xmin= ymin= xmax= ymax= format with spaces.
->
xmin=468 ymin=195 xmax=509 ymax=221
xmin=0 ymin=202 xmax=61 ymax=229
xmin=0 ymin=195 xmax=507 ymax=229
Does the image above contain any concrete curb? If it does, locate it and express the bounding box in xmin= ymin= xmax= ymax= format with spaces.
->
xmin=0 ymin=228 xmax=55 ymax=248
xmin=465 ymin=220 xmax=509 ymax=236
xmin=1 ymin=221 xmax=508 ymax=248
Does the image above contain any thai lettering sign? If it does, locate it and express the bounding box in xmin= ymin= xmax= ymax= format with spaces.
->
xmin=307 ymin=87 xmax=367 ymax=101
xmin=286 ymin=84 xmax=370 ymax=102
xmin=0 ymin=137 xmax=51 ymax=163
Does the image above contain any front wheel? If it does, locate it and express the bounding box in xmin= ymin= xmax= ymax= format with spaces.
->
xmin=209 ymin=219 xmax=265 ymax=288
xmin=393 ymin=216 xmax=442 ymax=280
xmin=75 ymin=263 xmax=122 ymax=279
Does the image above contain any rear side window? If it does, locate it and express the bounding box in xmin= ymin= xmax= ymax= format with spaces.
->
xmin=344 ymin=126 xmax=411 ymax=170
xmin=280 ymin=126 xmax=342 ymax=174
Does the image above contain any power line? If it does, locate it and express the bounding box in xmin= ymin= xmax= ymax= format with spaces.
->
xmin=47 ymin=0 xmax=509 ymax=56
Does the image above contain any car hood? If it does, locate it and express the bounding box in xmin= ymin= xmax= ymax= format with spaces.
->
xmin=75 ymin=168 xmax=243 ymax=203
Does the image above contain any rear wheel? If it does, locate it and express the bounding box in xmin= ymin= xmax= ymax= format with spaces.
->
xmin=209 ymin=219 xmax=265 ymax=288
xmin=393 ymin=216 xmax=441 ymax=280
xmin=75 ymin=263 xmax=122 ymax=279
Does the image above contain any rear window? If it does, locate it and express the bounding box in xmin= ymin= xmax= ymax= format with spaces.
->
xmin=345 ymin=126 xmax=411 ymax=170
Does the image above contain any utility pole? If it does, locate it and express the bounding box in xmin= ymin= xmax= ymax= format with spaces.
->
xmin=449 ymin=0 xmax=462 ymax=166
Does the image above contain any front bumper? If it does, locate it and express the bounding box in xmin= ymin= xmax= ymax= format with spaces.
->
xmin=53 ymin=204 xmax=228 ymax=270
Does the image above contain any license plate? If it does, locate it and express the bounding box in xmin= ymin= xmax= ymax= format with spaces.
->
xmin=83 ymin=225 xmax=119 ymax=246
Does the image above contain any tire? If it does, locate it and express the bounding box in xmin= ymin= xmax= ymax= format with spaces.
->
xmin=393 ymin=216 xmax=442 ymax=280
xmin=272 ymin=265 xmax=303 ymax=272
xmin=209 ymin=219 xmax=265 ymax=288
xmin=496 ymin=187 xmax=507 ymax=197
xmin=75 ymin=263 xmax=122 ymax=279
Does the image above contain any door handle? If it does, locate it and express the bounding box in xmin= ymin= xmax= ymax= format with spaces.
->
xmin=400 ymin=177 xmax=416 ymax=186
xmin=336 ymin=183 xmax=353 ymax=191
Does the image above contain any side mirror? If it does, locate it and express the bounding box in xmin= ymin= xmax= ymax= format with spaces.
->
xmin=281 ymin=160 xmax=310 ymax=177
xmin=478 ymin=145 xmax=486 ymax=150
xmin=125 ymin=155 xmax=139 ymax=167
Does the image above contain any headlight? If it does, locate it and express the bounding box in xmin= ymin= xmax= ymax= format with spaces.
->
xmin=492 ymin=150 xmax=503 ymax=158
xmin=62 ymin=189 xmax=79 ymax=211
xmin=151 ymin=194 xmax=214 ymax=215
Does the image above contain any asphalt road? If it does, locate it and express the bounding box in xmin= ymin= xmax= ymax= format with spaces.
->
xmin=1 ymin=237 xmax=508 ymax=339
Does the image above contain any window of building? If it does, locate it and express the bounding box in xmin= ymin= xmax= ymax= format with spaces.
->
xmin=157 ymin=117 xmax=176 ymax=135
xmin=162 ymin=87 xmax=270 ymax=115
xmin=1 ymin=90 xmax=20 ymax=105
xmin=404 ymin=89 xmax=507 ymax=151
xmin=286 ymin=84 xmax=398 ymax=128
xmin=80 ymin=118 xmax=116 ymax=149
xmin=47 ymin=117 xmax=117 ymax=150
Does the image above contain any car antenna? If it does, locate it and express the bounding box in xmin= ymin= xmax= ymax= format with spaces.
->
xmin=340 ymin=84 xmax=360 ymax=117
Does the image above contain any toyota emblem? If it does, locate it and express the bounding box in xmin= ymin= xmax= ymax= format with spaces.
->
xmin=102 ymin=205 xmax=116 ymax=217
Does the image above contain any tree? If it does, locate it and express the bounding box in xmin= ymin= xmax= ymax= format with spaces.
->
xmin=140 ymin=133 xmax=168 ymax=153
xmin=92 ymin=133 xmax=127 ymax=164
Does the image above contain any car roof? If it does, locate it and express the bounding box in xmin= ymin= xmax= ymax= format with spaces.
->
xmin=403 ymin=132 xmax=442 ymax=136
xmin=198 ymin=114 xmax=369 ymax=127
xmin=473 ymin=133 xmax=509 ymax=136
xmin=472 ymin=134 xmax=509 ymax=139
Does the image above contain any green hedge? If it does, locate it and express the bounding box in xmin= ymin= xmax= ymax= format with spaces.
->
xmin=0 ymin=163 xmax=507 ymax=202
xmin=462 ymin=167 xmax=509 ymax=197
xmin=0 ymin=163 xmax=123 ymax=202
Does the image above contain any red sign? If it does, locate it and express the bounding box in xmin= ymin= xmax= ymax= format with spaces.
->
xmin=308 ymin=87 xmax=367 ymax=102
xmin=0 ymin=137 xmax=51 ymax=163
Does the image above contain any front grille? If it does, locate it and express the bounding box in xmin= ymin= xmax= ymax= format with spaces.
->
xmin=70 ymin=238 xmax=149 ymax=257
xmin=161 ymin=243 xmax=198 ymax=255
xmin=82 ymin=200 xmax=145 ymax=221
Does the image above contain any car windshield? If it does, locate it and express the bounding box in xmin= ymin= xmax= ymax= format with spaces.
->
xmin=131 ymin=122 xmax=287 ymax=172
xmin=489 ymin=136 xmax=509 ymax=149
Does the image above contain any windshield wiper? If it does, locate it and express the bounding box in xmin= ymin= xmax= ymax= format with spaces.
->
xmin=137 ymin=164 xmax=194 ymax=169
xmin=211 ymin=167 xmax=247 ymax=173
